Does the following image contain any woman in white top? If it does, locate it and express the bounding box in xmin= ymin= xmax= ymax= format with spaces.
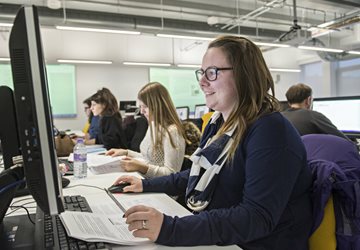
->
xmin=107 ymin=82 xmax=186 ymax=178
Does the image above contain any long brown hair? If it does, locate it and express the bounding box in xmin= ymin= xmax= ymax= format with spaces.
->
xmin=208 ymin=36 xmax=280 ymax=159
xmin=138 ymin=82 xmax=186 ymax=149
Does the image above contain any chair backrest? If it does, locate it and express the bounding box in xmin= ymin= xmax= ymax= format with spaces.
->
xmin=303 ymin=134 xmax=360 ymax=250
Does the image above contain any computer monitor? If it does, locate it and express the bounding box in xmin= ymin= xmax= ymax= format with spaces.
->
xmin=119 ymin=100 xmax=137 ymax=113
xmin=194 ymin=104 xmax=210 ymax=119
xmin=176 ymin=106 xmax=189 ymax=120
xmin=9 ymin=5 xmax=64 ymax=215
xmin=312 ymin=96 xmax=360 ymax=133
xmin=0 ymin=86 xmax=21 ymax=169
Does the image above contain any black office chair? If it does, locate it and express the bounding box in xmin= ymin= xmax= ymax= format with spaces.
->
xmin=180 ymin=156 xmax=193 ymax=171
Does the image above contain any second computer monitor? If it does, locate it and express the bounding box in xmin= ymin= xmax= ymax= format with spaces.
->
xmin=312 ymin=96 xmax=360 ymax=133
xmin=194 ymin=104 xmax=210 ymax=119
xmin=176 ymin=106 xmax=189 ymax=120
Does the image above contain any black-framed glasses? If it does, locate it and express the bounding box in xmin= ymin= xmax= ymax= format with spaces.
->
xmin=195 ymin=66 xmax=233 ymax=82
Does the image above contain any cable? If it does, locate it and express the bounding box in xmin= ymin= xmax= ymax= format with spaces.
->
xmin=0 ymin=179 xmax=25 ymax=194
xmin=7 ymin=205 xmax=35 ymax=225
xmin=65 ymin=184 xmax=105 ymax=191
xmin=10 ymin=197 xmax=34 ymax=206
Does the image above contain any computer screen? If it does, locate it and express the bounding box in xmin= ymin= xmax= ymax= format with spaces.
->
xmin=0 ymin=86 xmax=21 ymax=169
xmin=9 ymin=5 xmax=64 ymax=215
xmin=176 ymin=106 xmax=189 ymax=120
xmin=194 ymin=104 xmax=210 ymax=119
xmin=312 ymin=96 xmax=360 ymax=133
xmin=119 ymin=100 xmax=137 ymax=113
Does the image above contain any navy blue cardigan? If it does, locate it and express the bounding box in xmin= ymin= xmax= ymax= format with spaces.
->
xmin=142 ymin=112 xmax=313 ymax=249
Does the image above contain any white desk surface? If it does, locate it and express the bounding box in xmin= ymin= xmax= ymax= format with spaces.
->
xmin=6 ymin=170 xmax=241 ymax=250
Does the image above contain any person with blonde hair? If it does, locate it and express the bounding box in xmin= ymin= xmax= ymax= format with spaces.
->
xmin=107 ymin=82 xmax=186 ymax=178
xmin=112 ymin=36 xmax=313 ymax=249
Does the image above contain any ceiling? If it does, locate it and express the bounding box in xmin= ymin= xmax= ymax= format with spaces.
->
xmin=0 ymin=0 xmax=359 ymax=48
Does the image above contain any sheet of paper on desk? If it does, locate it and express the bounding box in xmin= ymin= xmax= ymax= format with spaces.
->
xmin=60 ymin=211 xmax=150 ymax=245
xmin=68 ymin=154 xmax=125 ymax=174
xmin=116 ymin=193 xmax=192 ymax=218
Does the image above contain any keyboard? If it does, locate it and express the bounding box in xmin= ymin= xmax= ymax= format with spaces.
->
xmin=35 ymin=195 xmax=108 ymax=250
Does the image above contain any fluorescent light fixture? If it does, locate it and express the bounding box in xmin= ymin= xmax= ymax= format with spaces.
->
xmin=156 ymin=33 xmax=213 ymax=41
xmin=57 ymin=59 xmax=112 ymax=64
xmin=0 ymin=23 xmax=13 ymax=27
xmin=254 ymin=42 xmax=290 ymax=48
xmin=298 ymin=45 xmax=344 ymax=53
xmin=123 ymin=62 xmax=172 ymax=67
xmin=0 ymin=57 xmax=10 ymax=62
xmin=347 ymin=50 xmax=360 ymax=55
xmin=56 ymin=25 xmax=141 ymax=35
xmin=177 ymin=64 xmax=201 ymax=68
xmin=269 ymin=68 xmax=301 ymax=73
xmin=317 ymin=21 xmax=335 ymax=28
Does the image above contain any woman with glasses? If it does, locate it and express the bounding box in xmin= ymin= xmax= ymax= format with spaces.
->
xmin=106 ymin=82 xmax=186 ymax=178
xmin=114 ymin=36 xmax=313 ymax=249
xmin=85 ymin=88 xmax=128 ymax=150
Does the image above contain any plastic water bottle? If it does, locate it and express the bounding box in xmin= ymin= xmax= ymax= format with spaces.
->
xmin=73 ymin=138 xmax=87 ymax=179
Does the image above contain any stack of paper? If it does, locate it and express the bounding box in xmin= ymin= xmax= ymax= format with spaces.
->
xmin=68 ymin=154 xmax=125 ymax=174
xmin=60 ymin=211 xmax=150 ymax=245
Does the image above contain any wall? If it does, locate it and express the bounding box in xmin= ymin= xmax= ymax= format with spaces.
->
xmin=0 ymin=26 xmax=330 ymax=130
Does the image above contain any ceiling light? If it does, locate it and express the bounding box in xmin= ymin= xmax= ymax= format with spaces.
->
xmin=269 ymin=68 xmax=301 ymax=73
xmin=298 ymin=45 xmax=344 ymax=53
xmin=0 ymin=57 xmax=10 ymax=61
xmin=0 ymin=23 xmax=13 ymax=27
xmin=57 ymin=59 xmax=112 ymax=64
xmin=47 ymin=0 xmax=61 ymax=9
xmin=56 ymin=26 xmax=141 ymax=35
xmin=254 ymin=42 xmax=290 ymax=48
xmin=347 ymin=50 xmax=360 ymax=55
xmin=177 ymin=64 xmax=201 ymax=68
xmin=156 ymin=34 xmax=213 ymax=41
xmin=317 ymin=21 xmax=336 ymax=28
xmin=123 ymin=62 xmax=172 ymax=67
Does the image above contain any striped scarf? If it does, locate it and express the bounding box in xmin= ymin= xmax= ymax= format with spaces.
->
xmin=186 ymin=112 xmax=235 ymax=211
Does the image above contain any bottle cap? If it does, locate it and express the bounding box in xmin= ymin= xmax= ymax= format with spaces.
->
xmin=76 ymin=138 xmax=84 ymax=143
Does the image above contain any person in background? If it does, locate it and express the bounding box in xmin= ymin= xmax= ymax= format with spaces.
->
xmin=82 ymin=97 xmax=100 ymax=140
xmin=85 ymin=88 xmax=128 ymax=150
xmin=106 ymin=82 xmax=186 ymax=178
xmin=281 ymin=83 xmax=349 ymax=140
xmin=112 ymin=36 xmax=313 ymax=249
xmin=123 ymin=111 xmax=148 ymax=152
xmin=182 ymin=120 xmax=201 ymax=156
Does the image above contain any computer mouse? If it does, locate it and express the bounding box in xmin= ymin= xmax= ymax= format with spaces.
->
xmin=108 ymin=182 xmax=131 ymax=193
xmin=61 ymin=177 xmax=70 ymax=188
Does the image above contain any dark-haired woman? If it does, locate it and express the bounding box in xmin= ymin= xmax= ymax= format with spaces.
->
xmin=86 ymin=88 xmax=127 ymax=150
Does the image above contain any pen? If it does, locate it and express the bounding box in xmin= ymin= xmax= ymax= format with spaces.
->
xmin=105 ymin=188 xmax=127 ymax=214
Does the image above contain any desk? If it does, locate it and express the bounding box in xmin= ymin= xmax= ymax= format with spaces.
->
xmin=4 ymin=170 xmax=241 ymax=250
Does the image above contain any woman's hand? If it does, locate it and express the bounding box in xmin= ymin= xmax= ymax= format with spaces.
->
xmin=113 ymin=175 xmax=143 ymax=193
xmin=124 ymin=205 xmax=164 ymax=241
xmin=106 ymin=148 xmax=127 ymax=157
xmin=120 ymin=157 xmax=149 ymax=174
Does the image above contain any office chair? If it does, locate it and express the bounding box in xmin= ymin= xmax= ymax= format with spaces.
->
xmin=303 ymin=134 xmax=360 ymax=250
